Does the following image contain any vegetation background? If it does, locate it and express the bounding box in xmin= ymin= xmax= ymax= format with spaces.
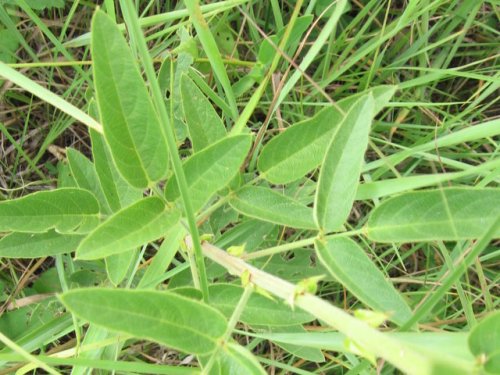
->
xmin=0 ymin=0 xmax=498 ymax=374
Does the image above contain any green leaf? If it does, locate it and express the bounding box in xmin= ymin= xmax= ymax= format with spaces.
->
xmin=0 ymin=231 xmax=83 ymax=258
xmin=105 ymin=250 xmax=135 ymax=286
xmin=138 ymin=224 xmax=185 ymax=289
xmin=2 ymin=0 xmax=65 ymax=10
xmin=165 ymin=135 xmax=252 ymax=212
xmin=88 ymin=129 xmax=143 ymax=285
xmin=92 ymin=10 xmax=169 ymax=188
xmin=469 ymin=311 xmax=500 ymax=373
xmin=181 ymin=74 xmax=226 ymax=152
xmin=258 ymin=86 xmax=395 ymax=184
xmin=218 ymin=342 xmax=266 ymax=375
xmin=314 ymin=94 xmax=375 ymax=232
xmin=229 ymin=186 xmax=316 ymax=229
xmin=0 ymin=188 xmax=99 ymax=233
xmin=90 ymin=129 xmax=142 ymax=212
xmin=0 ymin=27 xmax=19 ymax=65
xmin=366 ymin=188 xmax=500 ymax=242
xmin=209 ymin=284 xmax=314 ymax=326
xmin=76 ymin=197 xmax=180 ymax=260
xmin=315 ymin=238 xmax=412 ymax=326
xmin=59 ymin=288 xmax=227 ymax=355
xmin=67 ymin=147 xmax=111 ymax=214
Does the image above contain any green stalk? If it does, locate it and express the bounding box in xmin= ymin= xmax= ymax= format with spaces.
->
xmin=230 ymin=0 xmax=305 ymax=135
xmin=202 ymin=285 xmax=254 ymax=374
xmin=200 ymin=242 xmax=472 ymax=375
xmin=184 ymin=0 xmax=239 ymax=120
xmin=120 ymin=0 xmax=209 ymax=301
xmin=0 ymin=332 xmax=61 ymax=375
xmin=0 ymin=62 xmax=102 ymax=133
xmin=241 ymin=229 xmax=364 ymax=260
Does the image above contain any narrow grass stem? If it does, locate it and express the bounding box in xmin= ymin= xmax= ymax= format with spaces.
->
xmin=0 ymin=62 xmax=102 ymax=133
xmin=120 ymin=0 xmax=209 ymax=301
xmin=184 ymin=0 xmax=239 ymax=120
xmin=400 ymin=215 xmax=500 ymax=330
xmin=230 ymin=0 xmax=304 ymax=135
xmin=202 ymin=284 xmax=254 ymax=374
xmin=0 ymin=331 xmax=61 ymax=375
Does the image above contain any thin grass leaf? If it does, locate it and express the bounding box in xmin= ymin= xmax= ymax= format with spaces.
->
xmin=183 ymin=0 xmax=238 ymax=119
xmin=0 ymin=62 xmax=102 ymax=133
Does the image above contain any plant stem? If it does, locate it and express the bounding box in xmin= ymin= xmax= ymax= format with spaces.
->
xmin=120 ymin=0 xmax=209 ymax=302
xmin=202 ymin=284 xmax=254 ymax=374
xmin=199 ymin=241 xmax=473 ymax=375
xmin=241 ymin=229 xmax=364 ymax=260
xmin=0 ymin=331 xmax=62 ymax=375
